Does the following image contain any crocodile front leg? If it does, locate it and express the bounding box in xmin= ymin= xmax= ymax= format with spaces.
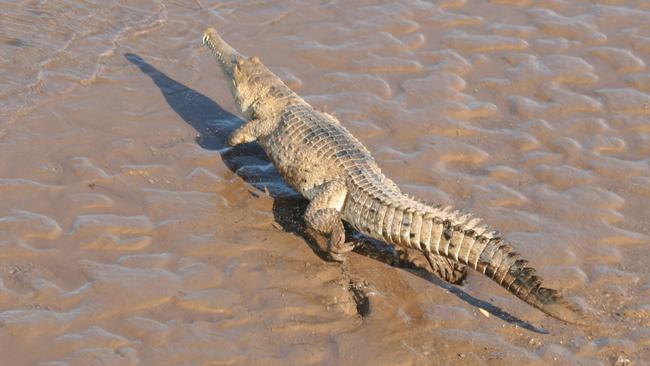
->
xmin=304 ymin=180 xmax=354 ymax=262
xmin=228 ymin=118 xmax=276 ymax=145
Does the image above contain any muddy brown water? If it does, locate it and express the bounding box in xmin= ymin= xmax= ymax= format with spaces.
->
xmin=1 ymin=1 xmax=649 ymax=365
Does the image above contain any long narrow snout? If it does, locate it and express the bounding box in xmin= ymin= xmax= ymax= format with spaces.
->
xmin=202 ymin=28 xmax=245 ymax=79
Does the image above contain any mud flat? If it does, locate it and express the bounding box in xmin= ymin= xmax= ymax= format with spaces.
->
xmin=0 ymin=1 xmax=649 ymax=365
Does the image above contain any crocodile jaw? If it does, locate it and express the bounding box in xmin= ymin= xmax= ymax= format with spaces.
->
xmin=203 ymin=28 xmax=270 ymax=120
xmin=202 ymin=28 xmax=253 ymax=116
xmin=202 ymin=28 xmax=244 ymax=80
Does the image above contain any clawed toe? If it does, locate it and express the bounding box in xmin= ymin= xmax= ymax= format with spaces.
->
xmin=228 ymin=133 xmax=244 ymax=146
xmin=328 ymin=240 xmax=355 ymax=262
xmin=424 ymin=251 xmax=468 ymax=284
xmin=328 ymin=252 xmax=348 ymax=263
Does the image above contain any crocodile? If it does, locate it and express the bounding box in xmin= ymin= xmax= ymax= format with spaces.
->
xmin=201 ymin=28 xmax=585 ymax=324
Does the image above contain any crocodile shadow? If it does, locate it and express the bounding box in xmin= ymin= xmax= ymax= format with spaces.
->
xmin=125 ymin=53 xmax=547 ymax=334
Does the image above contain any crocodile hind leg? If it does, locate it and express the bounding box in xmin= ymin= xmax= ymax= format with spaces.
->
xmin=304 ymin=180 xmax=354 ymax=262
xmin=228 ymin=118 xmax=276 ymax=145
xmin=423 ymin=250 xmax=468 ymax=285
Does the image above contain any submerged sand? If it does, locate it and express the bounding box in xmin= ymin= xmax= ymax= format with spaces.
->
xmin=1 ymin=0 xmax=649 ymax=365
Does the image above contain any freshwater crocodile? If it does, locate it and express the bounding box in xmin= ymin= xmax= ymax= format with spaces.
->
xmin=201 ymin=28 xmax=585 ymax=324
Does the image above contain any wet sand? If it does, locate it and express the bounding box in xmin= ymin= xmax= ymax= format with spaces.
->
xmin=1 ymin=0 xmax=649 ymax=364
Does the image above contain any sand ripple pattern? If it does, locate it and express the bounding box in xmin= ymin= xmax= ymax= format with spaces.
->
xmin=0 ymin=0 xmax=648 ymax=365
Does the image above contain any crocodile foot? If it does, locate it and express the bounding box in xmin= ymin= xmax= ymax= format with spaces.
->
xmin=305 ymin=221 xmax=354 ymax=263
xmin=424 ymin=251 xmax=468 ymax=285
xmin=327 ymin=218 xmax=355 ymax=262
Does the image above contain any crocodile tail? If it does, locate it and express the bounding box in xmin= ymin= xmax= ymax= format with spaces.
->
xmin=444 ymin=225 xmax=587 ymax=324
xmin=348 ymin=189 xmax=586 ymax=323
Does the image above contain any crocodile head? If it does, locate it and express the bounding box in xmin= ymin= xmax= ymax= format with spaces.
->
xmin=202 ymin=28 xmax=281 ymax=120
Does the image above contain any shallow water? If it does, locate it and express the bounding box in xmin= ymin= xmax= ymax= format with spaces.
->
xmin=1 ymin=0 xmax=649 ymax=364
